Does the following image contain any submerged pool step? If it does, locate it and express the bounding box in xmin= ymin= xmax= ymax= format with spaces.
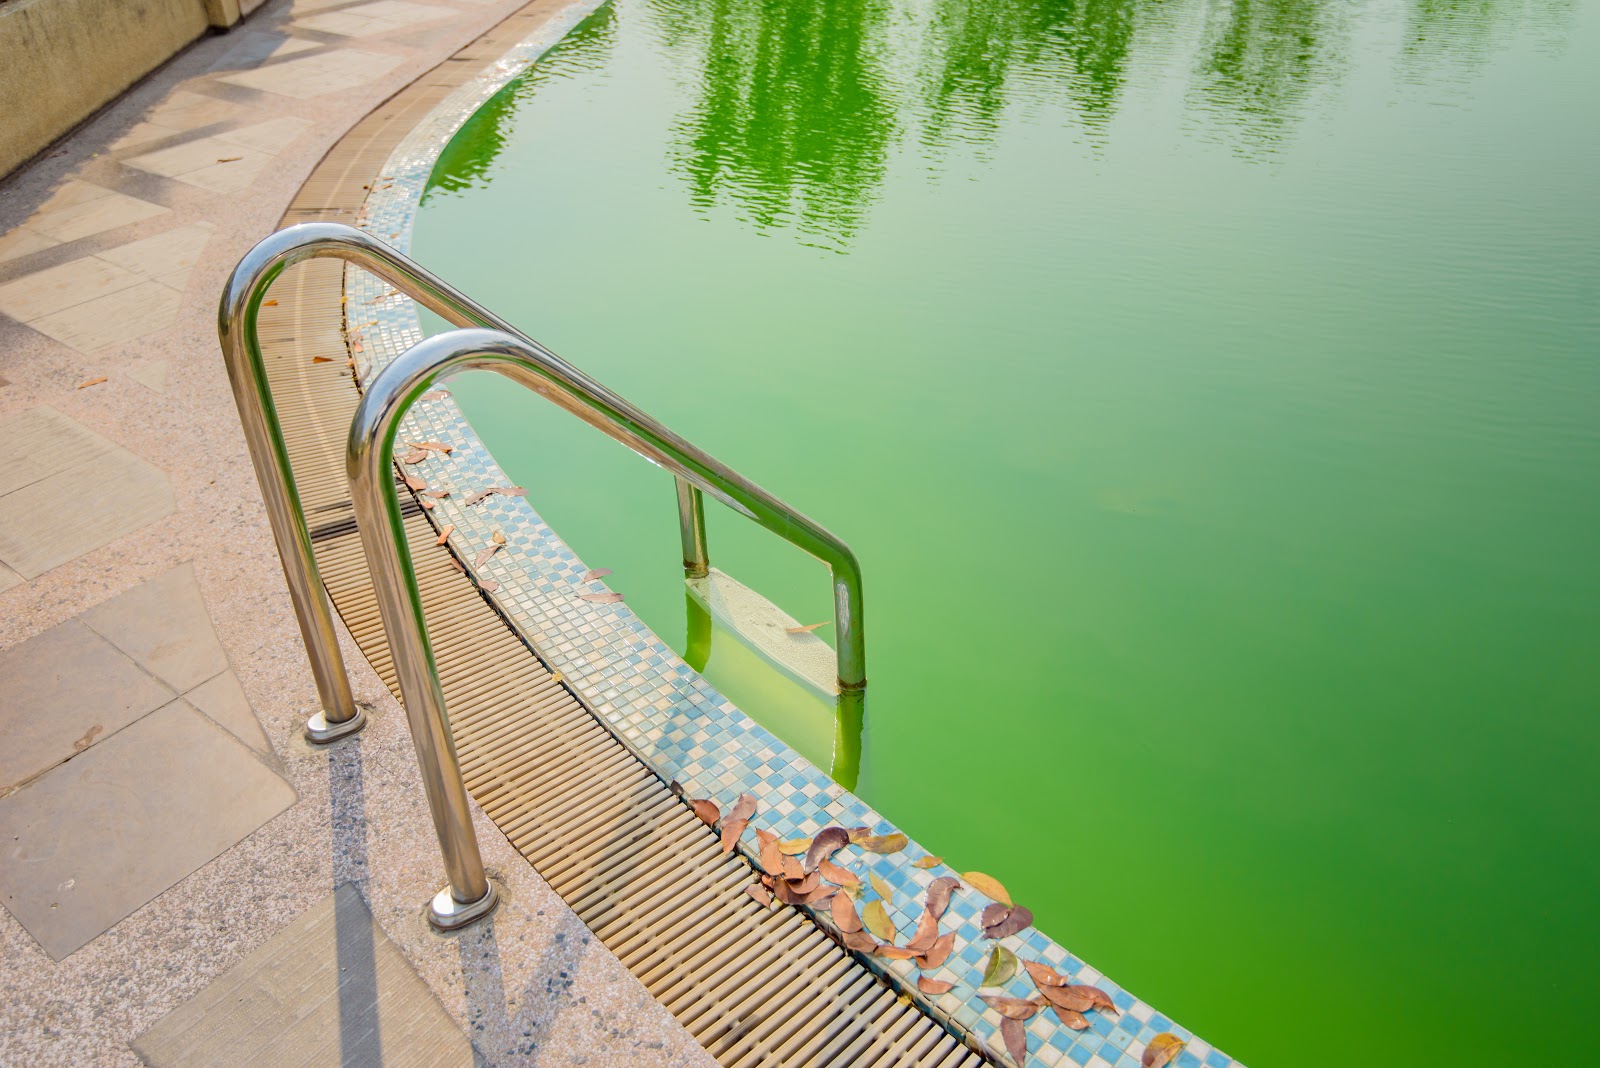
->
xmin=258 ymin=79 xmax=987 ymax=1065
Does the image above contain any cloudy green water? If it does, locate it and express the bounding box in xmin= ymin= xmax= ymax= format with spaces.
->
xmin=412 ymin=0 xmax=1599 ymax=1061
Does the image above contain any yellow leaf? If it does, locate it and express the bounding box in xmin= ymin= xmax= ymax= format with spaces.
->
xmin=778 ymin=838 xmax=811 ymax=856
xmin=913 ymin=856 xmax=942 ymax=869
xmin=862 ymin=899 xmax=896 ymax=942
xmin=868 ymin=872 xmax=894 ymax=905
xmin=1143 ymin=1034 xmax=1187 ymax=1068
xmin=963 ymin=871 xmax=1011 ymax=906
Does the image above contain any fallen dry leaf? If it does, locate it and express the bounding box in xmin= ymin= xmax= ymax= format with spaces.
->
xmin=1023 ymin=961 xmax=1069 ymax=990
xmin=584 ymin=568 xmax=612 ymax=580
xmin=1000 ymin=1017 xmax=1028 ymax=1067
xmin=1144 ymin=1034 xmax=1186 ymax=1068
xmin=804 ymin=826 xmax=850 ymax=872
xmin=312 ymin=356 xmax=334 ymax=363
xmin=785 ymin=621 xmax=829 ymax=634
xmin=1071 ymin=985 xmax=1117 ymax=1014
xmin=862 ymin=899 xmax=896 ymax=942
xmin=216 ymin=155 xmax=242 ymax=163
xmin=852 ymin=832 xmax=908 ymax=854
xmin=982 ymin=903 xmax=1010 ymax=930
xmin=841 ymin=929 xmax=878 ymax=953
xmin=480 ymin=579 xmax=499 ymax=592
xmin=786 ymin=871 xmax=822 ymax=895
xmin=781 ymin=855 xmax=804 ymax=881
xmin=985 ymin=904 xmax=1034 ymax=940
xmin=408 ymin=440 xmax=454 ymax=453
xmin=818 ymin=860 xmax=858 ymax=888
xmin=492 ymin=530 xmax=506 ymax=545
xmin=1040 ymin=985 xmax=1096 ymax=1014
xmin=73 ymin=725 xmax=103 ymax=751
xmin=474 ymin=543 xmax=500 ymax=567
xmin=422 ymin=489 xmax=450 ymax=499
xmin=76 ymin=376 xmax=107 ymax=389
xmin=831 ymin=891 xmax=864 ymax=933
xmin=917 ymin=977 xmax=954 ymax=995
xmin=581 ymin=592 xmax=624 ymax=603
xmin=963 ymin=871 xmax=1012 ymax=906
xmin=404 ymin=475 xmax=427 ymax=491
xmin=745 ymin=884 xmax=773 ymax=908
xmin=913 ymin=856 xmax=942 ymax=869
xmin=757 ymin=829 xmax=782 ymax=877
xmin=778 ymin=838 xmax=811 ymax=856
xmin=419 ymin=499 xmax=435 ymax=510
xmin=420 ymin=389 xmax=451 ymax=401
xmin=435 ymin=525 xmax=454 ymax=546
xmin=690 ymin=798 xmax=720 ymax=826
xmin=401 ymin=448 xmax=429 ymax=464
xmin=981 ymin=946 xmax=1019 ymax=988
xmin=721 ymin=819 xmax=747 ymax=853
xmin=874 ymin=945 xmax=916 ymax=960
xmin=905 ymin=911 xmax=940 ymax=955
xmin=668 ymin=780 xmax=684 ymax=796
xmin=868 ymin=872 xmax=894 ymax=905
xmin=262 ymin=299 xmax=279 ymax=306
xmin=463 ymin=485 xmax=527 ymax=505
xmin=915 ymin=931 xmax=955 ymax=970
xmin=774 ymin=880 xmax=833 ymax=906
xmin=982 ymin=996 xmax=1041 ymax=1022
xmin=1049 ymin=1005 xmax=1090 ymax=1030
xmin=925 ymin=876 xmax=961 ymax=920
xmin=727 ymin=793 xmax=756 ymax=824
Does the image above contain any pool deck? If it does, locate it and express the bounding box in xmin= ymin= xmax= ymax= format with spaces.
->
xmin=0 ymin=0 xmax=717 ymax=1064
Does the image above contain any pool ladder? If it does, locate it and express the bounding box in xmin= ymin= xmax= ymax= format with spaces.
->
xmin=219 ymin=222 xmax=866 ymax=930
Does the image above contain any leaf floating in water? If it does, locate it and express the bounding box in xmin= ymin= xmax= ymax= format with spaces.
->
xmin=853 ymin=832 xmax=908 ymax=854
xmin=862 ymin=899 xmax=896 ymax=942
xmin=690 ymin=798 xmax=719 ymax=826
xmin=985 ymin=905 xmax=1034 ymax=940
xmin=905 ymin=911 xmax=940 ymax=955
xmin=804 ymin=826 xmax=850 ymax=872
xmin=819 ymin=859 xmax=858 ymax=888
xmin=404 ymin=475 xmax=427 ymax=491
xmin=831 ymin=891 xmax=864 ymax=933
xmin=912 ymin=856 xmax=942 ymax=869
xmin=915 ymin=931 xmax=956 ymax=970
xmin=1143 ymin=1034 xmax=1186 ymax=1068
xmin=584 ymin=568 xmax=612 ymax=581
xmin=581 ymin=591 xmax=624 ymax=603
xmin=1023 ymin=961 xmax=1069 ymax=990
xmin=785 ymin=621 xmax=830 ymax=634
xmin=981 ymin=946 xmax=1019 ymax=988
xmin=757 ymin=829 xmax=782 ymax=877
xmin=841 ymin=929 xmax=878 ymax=954
xmin=925 ymin=876 xmax=961 ymax=920
xmin=868 ymin=872 xmax=894 ymax=905
xmin=917 ymin=977 xmax=954 ymax=996
xmin=963 ymin=871 xmax=1011 ymax=906
xmin=434 ymin=524 xmax=454 ymax=546
xmin=1000 ymin=1017 xmax=1028 ymax=1067
xmin=778 ymin=838 xmax=812 ymax=856
xmin=401 ymin=448 xmax=429 ymax=464
xmin=745 ymin=884 xmax=772 ymax=908
xmin=982 ymin=996 xmax=1041 ymax=1022
xmin=420 ymin=389 xmax=451 ymax=401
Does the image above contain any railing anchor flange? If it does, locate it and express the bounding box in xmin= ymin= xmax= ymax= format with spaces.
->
xmin=304 ymin=703 xmax=370 ymax=743
xmin=428 ymin=880 xmax=500 ymax=931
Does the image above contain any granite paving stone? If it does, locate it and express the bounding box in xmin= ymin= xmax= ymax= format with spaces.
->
xmin=185 ymin=668 xmax=276 ymax=761
xmin=0 ymin=446 xmax=175 ymax=577
xmin=80 ymin=563 xmax=230 ymax=692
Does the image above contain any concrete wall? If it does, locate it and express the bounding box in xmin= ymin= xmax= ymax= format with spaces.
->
xmin=0 ymin=0 xmax=229 ymax=178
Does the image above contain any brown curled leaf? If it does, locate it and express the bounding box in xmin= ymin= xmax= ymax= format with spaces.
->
xmin=1050 ymin=1005 xmax=1090 ymax=1030
xmin=1000 ymin=1017 xmax=1028 ymax=1067
xmin=963 ymin=871 xmax=1012 ymax=906
xmin=785 ymin=621 xmax=829 ymax=634
xmin=778 ymin=838 xmax=811 ymax=856
xmin=874 ymin=945 xmax=916 ymax=960
xmin=745 ymin=884 xmax=772 ymax=908
xmin=434 ymin=524 xmax=454 ymax=546
xmin=1024 ymin=961 xmax=1070 ymax=990
xmin=727 ymin=793 xmax=757 ymax=825
xmin=861 ymin=899 xmax=896 ymax=942
xmin=404 ymin=475 xmax=428 ymax=491
xmin=668 ymin=780 xmax=684 ymax=797
xmin=915 ymin=931 xmax=956 ymax=970
xmin=408 ymin=440 xmax=453 ymax=454
xmin=786 ymin=871 xmax=821 ymax=895
xmin=1071 ymin=985 xmax=1117 ymax=1014
xmin=419 ymin=499 xmax=435 ymax=510
xmin=774 ymin=879 xmax=834 ymax=907
xmin=720 ymin=819 xmax=748 ymax=853
xmin=479 ymin=578 xmax=498 ymax=592
xmin=985 ymin=904 xmax=1034 ymax=941
xmin=584 ymin=567 xmax=612 ymax=580
xmin=422 ymin=489 xmax=450 ymax=499
xmin=913 ymin=856 xmax=942 ymax=869
xmin=582 ymin=591 xmax=624 ymax=603
xmin=1144 ymin=1034 xmax=1186 ymax=1068
xmin=982 ymin=996 xmax=1041 ymax=1022
xmin=853 ymin=832 xmax=909 ymax=854
xmin=818 ymin=859 xmax=858 ymax=887
xmin=757 ymin=829 xmax=782 ymax=877
xmin=401 ymin=448 xmax=429 ymax=464
xmin=982 ymin=903 xmax=1010 ymax=931
xmin=925 ymin=876 xmax=961 ymax=920
xmin=905 ymin=910 xmax=940 ymax=955
xmin=781 ymin=855 xmax=804 ymax=881
xmin=261 ymin=299 xmax=279 ymax=306
xmin=917 ymin=977 xmax=954 ymax=995
xmin=831 ymin=891 xmax=864 ymax=933
xmin=868 ymin=872 xmax=894 ymax=905
xmin=312 ymin=356 xmax=334 ymax=363
xmin=420 ymin=389 xmax=450 ymax=401
xmin=690 ymin=798 xmax=719 ymax=826
xmin=1041 ymin=985 xmax=1096 ymax=1014
xmin=474 ymin=543 xmax=501 ymax=567
xmin=804 ymin=826 xmax=850 ymax=872
xmin=841 ymin=929 xmax=878 ymax=953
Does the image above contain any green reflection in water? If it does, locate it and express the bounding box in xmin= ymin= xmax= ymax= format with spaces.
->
xmin=415 ymin=0 xmax=1599 ymax=1063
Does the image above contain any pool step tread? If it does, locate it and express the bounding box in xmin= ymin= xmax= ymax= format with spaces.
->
xmin=258 ymin=13 xmax=987 ymax=1066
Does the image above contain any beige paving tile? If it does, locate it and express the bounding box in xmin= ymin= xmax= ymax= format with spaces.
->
xmin=0 ymin=228 xmax=60 ymax=265
xmin=36 ymin=180 xmax=116 ymax=214
xmin=212 ymin=116 xmax=314 ymax=154
xmin=185 ymin=669 xmax=275 ymax=760
xmin=0 ymin=256 xmax=143 ymax=322
xmin=96 ymin=222 xmax=214 ymax=280
xmin=0 ymin=700 xmax=295 ymax=961
xmin=295 ymin=10 xmax=390 ymax=35
xmin=0 ymin=447 xmax=174 ymax=578
xmin=0 ymin=562 xmax=20 ymax=593
xmin=155 ymin=270 xmax=190 ymax=292
xmin=81 ymin=563 xmax=228 ymax=693
xmin=109 ymin=121 xmax=186 ymax=151
xmin=132 ymin=885 xmax=473 ymax=1067
xmin=26 ymin=279 xmax=183 ymax=354
xmin=26 ymin=191 xmax=169 ymax=243
xmin=146 ymin=90 xmax=244 ymax=131
xmin=219 ymin=48 xmax=404 ymax=98
xmin=210 ymin=31 xmax=320 ymax=70
xmin=124 ymin=136 xmax=243 ymax=179
xmin=170 ymin=152 xmax=272 ymax=194
xmin=126 ymin=360 xmax=170 ymax=393
xmin=0 ymin=406 xmax=116 ymax=496
xmin=0 ymin=619 xmax=175 ymax=791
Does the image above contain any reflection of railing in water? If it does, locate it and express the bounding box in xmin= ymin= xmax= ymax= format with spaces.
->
xmin=220 ymin=222 xmax=867 ymax=930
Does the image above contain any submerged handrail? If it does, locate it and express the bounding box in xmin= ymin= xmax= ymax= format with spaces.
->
xmin=220 ymin=222 xmax=865 ymax=928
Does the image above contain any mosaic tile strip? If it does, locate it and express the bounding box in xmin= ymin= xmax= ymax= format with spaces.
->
xmin=336 ymin=7 xmax=1248 ymax=1066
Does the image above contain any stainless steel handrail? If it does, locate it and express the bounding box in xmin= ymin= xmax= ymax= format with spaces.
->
xmin=220 ymin=222 xmax=867 ymax=928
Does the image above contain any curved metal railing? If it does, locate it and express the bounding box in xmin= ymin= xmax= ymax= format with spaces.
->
xmin=219 ymin=222 xmax=866 ymax=927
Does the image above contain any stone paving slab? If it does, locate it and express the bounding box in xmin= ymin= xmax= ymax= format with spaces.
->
xmin=185 ymin=667 xmax=278 ymax=761
xmin=0 ymin=619 xmax=175 ymax=792
xmin=80 ymin=562 xmax=230 ymax=693
xmin=0 ymin=445 xmax=175 ymax=578
xmin=132 ymin=883 xmax=475 ymax=1067
xmin=0 ymin=406 xmax=118 ymax=496
xmin=0 ymin=700 xmax=296 ymax=961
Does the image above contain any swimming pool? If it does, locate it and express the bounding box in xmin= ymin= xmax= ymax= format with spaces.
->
xmin=411 ymin=0 xmax=1600 ymax=1063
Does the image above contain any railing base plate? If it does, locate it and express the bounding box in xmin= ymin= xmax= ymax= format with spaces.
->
xmin=428 ymin=881 xmax=499 ymax=931
xmin=303 ymin=705 xmax=369 ymax=744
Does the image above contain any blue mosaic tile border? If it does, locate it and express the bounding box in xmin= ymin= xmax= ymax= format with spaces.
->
xmin=337 ymin=7 xmax=1249 ymax=1066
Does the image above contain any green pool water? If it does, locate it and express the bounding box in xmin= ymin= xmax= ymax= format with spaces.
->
xmin=411 ymin=0 xmax=1599 ymax=1062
